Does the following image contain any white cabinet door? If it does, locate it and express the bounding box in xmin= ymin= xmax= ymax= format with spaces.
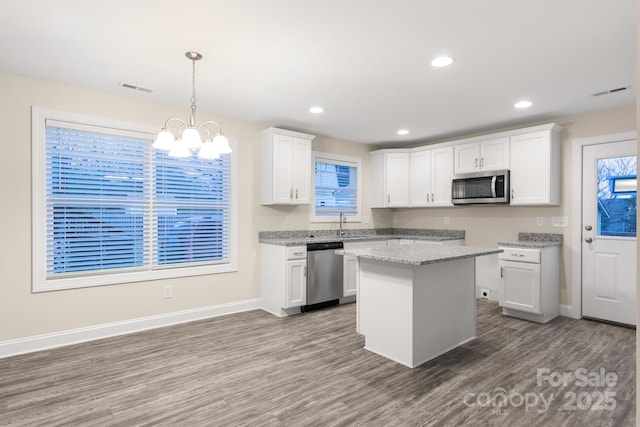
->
xmin=343 ymin=241 xmax=367 ymax=297
xmin=273 ymin=134 xmax=294 ymax=204
xmin=370 ymin=152 xmax=386 ymax=208
xmin=510 ymin=130 xmax=559 ymax=205
xmin=480 ymin=137 xmax=509 ymax=171
xmin=410 ymin=150 xmax=431 ymax=207
xmin=454 ymin=142 xmax=480 ymax=174
xmin=386 ymin=152 xmax=410 ymax=207
xmin=500 ymin=260 xmax=541 ymax=314
xmin=292 ymin=137 xmax=311 ymax=204
xmin=431 ymin=146 xmax=454 ymax=206
xmin=285 ymin=259 xmax=307 ymax=308
xmin=343 ymin=256 xmax=358 ymax=297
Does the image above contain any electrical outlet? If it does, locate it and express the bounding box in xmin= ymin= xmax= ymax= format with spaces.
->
xmin=536 ymin=217 xmax=543 ymax=226
xmin=552 ymin=216 xmax=568 ymax=227
xmin=392 ymin=215 xmax=398 ymax=224
xmin=444 ymin=216 xmax=450 ymax=225
xmin=362 ymin=215 xmax=370 ymax=224
xmin=163 ymin=285 xmax=173 ymax=298
xmin=286 ymin=215 xmax=292 ymax=225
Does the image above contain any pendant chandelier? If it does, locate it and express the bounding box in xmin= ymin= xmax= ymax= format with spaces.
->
xmin=152 ymin=51 xmax=231 ymax=159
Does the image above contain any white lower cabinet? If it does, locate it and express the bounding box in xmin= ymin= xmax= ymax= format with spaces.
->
xmin=343 ymin=240 xmax=387 ymax=297
xmin=260 ymin=244 xmax=307 ymax=317
xmin=343 ymin=242 xmax=367 ymax=297
xmin=499 ymin=246 xmax=559 ymax=323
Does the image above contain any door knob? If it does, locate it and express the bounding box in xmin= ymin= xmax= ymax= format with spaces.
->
xmin=585 ymin=237 xmax=593 ymax=243
xmin=585 ymin=225 xmax=592 ymax=231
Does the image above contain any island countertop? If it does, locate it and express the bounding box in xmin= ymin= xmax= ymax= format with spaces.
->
xmin=340 ymin=245 xmax=502 ymax=266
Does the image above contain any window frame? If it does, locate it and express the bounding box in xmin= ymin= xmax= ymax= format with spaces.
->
xmin=32 ymin=107 xmax=238 ymax=292
xmin=310 ymin=151 xmax=362 ymax=223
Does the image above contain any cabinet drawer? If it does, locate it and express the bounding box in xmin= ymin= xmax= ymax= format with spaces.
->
xmin=498 ymin=247 xmax=540 ymax=263
xmin=286 ymin=246 xmax=307 ymax=260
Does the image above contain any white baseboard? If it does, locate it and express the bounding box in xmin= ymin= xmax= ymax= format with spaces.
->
xmin=0 ymin=298 xmax=261 ymax=359
xmin=559 ymin=304 xmax=580 ymax=319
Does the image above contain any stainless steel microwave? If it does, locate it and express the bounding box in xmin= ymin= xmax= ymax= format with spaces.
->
xmin=451 ymin=170 xmax=510 ymax=205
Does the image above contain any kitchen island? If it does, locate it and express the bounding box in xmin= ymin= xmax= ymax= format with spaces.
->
xmin=341 ymin=244 xmax=502 ymax=368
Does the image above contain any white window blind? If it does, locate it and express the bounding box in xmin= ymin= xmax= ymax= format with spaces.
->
xmin=314 ymin=157 xmax=359 ymax=218
xmin=46 ymin=121 xmax=150 ymax=276
xmin=35 ymin=110 xmax=235 ymax=291
xmin=154 ymin=151 xmax=230 ymax=266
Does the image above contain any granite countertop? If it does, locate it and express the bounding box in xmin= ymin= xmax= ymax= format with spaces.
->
xmin=498 ymin=232 xmax=563 ymax=249
xmin=259 ymin=228 xmax=465 ymax=246
xmin=339 ymin=245 xmax=502 ymax=266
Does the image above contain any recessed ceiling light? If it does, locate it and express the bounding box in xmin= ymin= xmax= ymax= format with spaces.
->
xmin=431 ymin=56 xmax=455 ymax=67
xmin=514 ymin=100 xmax=533 ymax=109
xmin=397 ymin=129 xmax=410 ymax=136
xmin=309 ymin=106 xmax=324 ymax=114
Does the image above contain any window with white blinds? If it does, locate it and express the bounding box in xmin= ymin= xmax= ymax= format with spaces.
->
xmin=32 ymin=108 xmax=237 ymax=292
xmin=312 ymin=152 xmax=361 ymax=222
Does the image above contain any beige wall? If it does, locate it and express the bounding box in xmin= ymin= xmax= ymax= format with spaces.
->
xmin=393 ymin=104 xmax=636 ymax=305
xmin=0 ymin=70 xmax=635 ymax=343
xmin=0 ymin=72 xmax=388 ymax=341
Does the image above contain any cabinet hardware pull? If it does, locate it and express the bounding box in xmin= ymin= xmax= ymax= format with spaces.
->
xmin=585 ymin=225 xmax=592 ymax=231
xmin=481 ymin=157 xmax=484 ymax=168
xmin=290 ymin=188 xmax=293 ymax=199
xmin=500 ymin=267 xmax=503 ymax=278
xmin=511 ymin=253 xmax=524 ymax=257
xmin=431 ymin=193 xmax=434 ymax=203
xmin=303 ymin=266 xmax=307 ymax=276
xmin=511 ymin=188 xmax=514 ymax=199
xmin=388 ymin=194 xmax=390 ymax=204
xmin=293 ymin=252 xmax=303 ymax=256
xmin=475 ymin=158 xmax=478 ymax=167
xmin=585 ymin=237 xmax=593 ymax=243
xmin=296 ymin=189 xmax=298 ymax=199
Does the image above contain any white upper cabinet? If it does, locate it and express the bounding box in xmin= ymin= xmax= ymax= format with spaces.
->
xmin=454 ymin=137 xmax=509 ymax=174
xmin=509 ymin=126 xmax=562 ymax=205
xmin=370 ymin=151 xmax=410 ymax=208
xmin=409 ymin=150 xmax=431 ymax=207
xmin=260 ymin=128 xmax=314 ymax=205
xmin=410 ymin=146 xmax=454 ymax=207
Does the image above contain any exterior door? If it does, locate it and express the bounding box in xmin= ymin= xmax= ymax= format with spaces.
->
xmin=582 ymin=140 xmax=637 ymax=325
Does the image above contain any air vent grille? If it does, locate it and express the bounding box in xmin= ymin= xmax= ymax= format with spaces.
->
xmin=592 ymin=86 xmax=630 ymax=97
xmin=118 ymin=82 xmax=153 ymax=93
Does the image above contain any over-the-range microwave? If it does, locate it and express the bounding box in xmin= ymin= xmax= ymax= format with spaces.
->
xmin=451 ymin=170 xmax=510 ymax=205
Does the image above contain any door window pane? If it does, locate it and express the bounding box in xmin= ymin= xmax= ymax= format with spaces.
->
xmin=597 ymin=156 xmax=637 ymax=237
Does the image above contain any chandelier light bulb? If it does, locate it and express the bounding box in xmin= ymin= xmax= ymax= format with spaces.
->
xmin=197 ymin=140 xmax=222 ymax=160
xmin=211 ymin=134 xmax=232 ymax=154
xmin=182 ymin=127 xmax=203 ymax=150
xmin=152 ymin=130 xmax=176 ymax=151
xmin=168 ymin=140 xmax=193 ymax=158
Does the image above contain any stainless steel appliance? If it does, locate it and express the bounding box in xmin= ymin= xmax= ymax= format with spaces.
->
xmin=304 ymin=241 xmax=344 ymax=311
xmin=452 ymin=169 xmax=510 ymax=205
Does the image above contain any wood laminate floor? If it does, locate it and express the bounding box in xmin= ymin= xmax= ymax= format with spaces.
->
xmin=0 ymin=300 xmax=635 ymax=426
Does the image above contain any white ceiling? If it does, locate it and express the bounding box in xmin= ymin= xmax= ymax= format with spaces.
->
xmin=0 ymin=0 xmax=635 ymax=146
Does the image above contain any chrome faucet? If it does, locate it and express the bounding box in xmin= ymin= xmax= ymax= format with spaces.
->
xmin=338 ymin=212 xmax=346 ymax=236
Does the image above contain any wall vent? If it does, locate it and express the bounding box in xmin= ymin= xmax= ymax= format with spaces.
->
xmin=118 ymin=82 xmax=153 ymax=93
xmin=592 ymin=86 xmax=630 ymax=97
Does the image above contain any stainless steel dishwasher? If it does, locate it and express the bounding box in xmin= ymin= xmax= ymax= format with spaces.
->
xmin=303 ymin=241 xmax=344 ymax=311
